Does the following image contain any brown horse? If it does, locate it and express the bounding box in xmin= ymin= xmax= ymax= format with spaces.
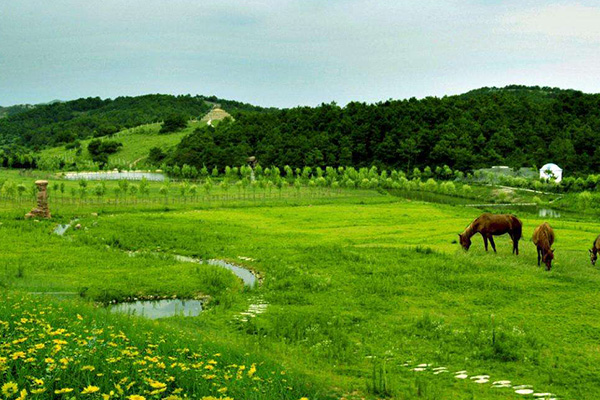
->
xmin=459 ymin=213 xmax=522 ymax=254
xmin=589 ymin=234 xmax=600 ymax=266
xmin=532 ymin=222 xmax=555 ymax=270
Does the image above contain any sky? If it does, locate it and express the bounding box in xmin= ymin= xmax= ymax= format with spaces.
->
xmin=1 ymin=0 xmax=600 ymax=108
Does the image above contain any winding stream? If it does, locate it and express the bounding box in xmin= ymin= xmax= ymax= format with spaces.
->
xmin=50 ymin=223 xmax=261 ymax=318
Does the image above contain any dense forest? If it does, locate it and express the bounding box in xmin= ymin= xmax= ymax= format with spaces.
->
xmin=169 ymin=86 xmax=600 ymax=174
xmin=0 ymin=94 xmax=270 ymax=149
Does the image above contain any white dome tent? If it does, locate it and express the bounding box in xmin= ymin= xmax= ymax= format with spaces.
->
xmin=539 ymin=163 xmax=563 ymax=183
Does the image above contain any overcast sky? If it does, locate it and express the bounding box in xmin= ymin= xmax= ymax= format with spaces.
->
xmin=1 ymin=1 xmax=599 ymax=107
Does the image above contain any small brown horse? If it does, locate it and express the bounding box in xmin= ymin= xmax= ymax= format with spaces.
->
xmin=589 ymin=234 xmax=600 ymax=266
xmin=459 ymin=213 xmax=522 ymax=254
xmin=532 ymin=222 xmax=555 ymax=270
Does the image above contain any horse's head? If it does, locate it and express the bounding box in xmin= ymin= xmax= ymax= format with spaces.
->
xmin=590 ymin=249 xmax=597 ymax=266
xmin=543 ymin=249 xmax=554 ymax=270
xmin=458 ymin=233 xmax=471 ymax=251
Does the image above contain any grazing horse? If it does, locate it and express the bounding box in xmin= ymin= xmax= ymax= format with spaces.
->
xmin=532 ymin=222 xmax=555 ymax=271
xmin=589 ymin=235 xmax=600 ymax=266
xmin=459 ymin=213 xmax=522 ymax=254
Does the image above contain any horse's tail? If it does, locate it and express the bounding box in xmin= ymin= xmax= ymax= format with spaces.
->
xmin=512 ymin=215 xmax=522 ymax=241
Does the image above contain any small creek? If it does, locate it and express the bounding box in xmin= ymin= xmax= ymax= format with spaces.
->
xmin=174 ymin=255 xmax=257 ymax=287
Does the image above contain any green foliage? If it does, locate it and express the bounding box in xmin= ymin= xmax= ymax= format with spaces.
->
xmin=148 ymin=146 xmax=166 ymax=165
xmin=159 ymin=114 xmax=188 ymax=133
xmin=87 ymin=139 xmax=123 ymax=165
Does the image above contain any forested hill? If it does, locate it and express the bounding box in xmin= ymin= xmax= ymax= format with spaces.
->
xmin=0 ymin=104 xmax=36 ymax=119
xmin=170 ymin=86 xmax=600 ymax=174
xmin=0 ymin=94 xmax=270 ymax=149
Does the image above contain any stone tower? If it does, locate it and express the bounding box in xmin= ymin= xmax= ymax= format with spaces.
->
xmin=25 ymin=180 xmax=51 ymax=219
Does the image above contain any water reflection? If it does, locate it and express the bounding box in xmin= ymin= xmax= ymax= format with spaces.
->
xmin=174 ymin=255 xmax=257 ymax=287
xmin=110 ymin=299 xmax=203 ymax=319
xmin=538 ymin=208 xmax=561 ymax=218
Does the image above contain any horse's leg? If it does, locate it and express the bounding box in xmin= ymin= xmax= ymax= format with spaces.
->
xmin=483 ymin=235 xmax=489 ymax=251
xmin=537 ymin=247 xmax=541 ymax=266
xmin=514 ymin=237 xmax=519 ymax=255
xmin=489 ymin=236 xmax=497 ymax=253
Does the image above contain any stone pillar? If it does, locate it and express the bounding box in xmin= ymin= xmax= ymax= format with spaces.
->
xmin=25 ymin=180 xmax=51 ymax=219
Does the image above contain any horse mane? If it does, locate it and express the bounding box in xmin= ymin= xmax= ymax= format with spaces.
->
xmin=461 ymin=218 xmax=478 ymax=238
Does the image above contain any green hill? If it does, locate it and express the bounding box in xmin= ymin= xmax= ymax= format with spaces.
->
xmin=0 ymin=94 xmax=268 ymax=149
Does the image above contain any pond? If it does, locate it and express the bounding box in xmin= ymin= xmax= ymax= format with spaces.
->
xmin=466 ymin=204 xmax=563 ymax=218
xmin=109 ymin=299 xmax=203 ymax=319
xmin=63 ymin=171 xmax=165 ymax=181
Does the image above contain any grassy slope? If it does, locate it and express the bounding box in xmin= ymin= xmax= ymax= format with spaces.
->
xmin=3 ymin=190 xmax=600 ymax=398
xmin=38 ymin=120 xmax=205 ymax=168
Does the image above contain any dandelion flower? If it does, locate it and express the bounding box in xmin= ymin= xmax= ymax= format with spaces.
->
xmin=81 ymin=386 xmax=100 ymax=395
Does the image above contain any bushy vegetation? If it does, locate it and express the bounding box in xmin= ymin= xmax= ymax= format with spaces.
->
xmin=87 ymin=139 xmax=123 ymax=165
xmin=159 ymin=114 xmax=188 ymax=134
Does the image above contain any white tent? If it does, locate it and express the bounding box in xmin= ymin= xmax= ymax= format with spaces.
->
xmin=539 ymin=163 xmax=563 ymax=182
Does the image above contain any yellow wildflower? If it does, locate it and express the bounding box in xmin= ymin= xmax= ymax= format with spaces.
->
xmin=2 ymin=382 xmax=18 ymax=397
xmin=54 ymin=388 xmax=74 ymax=394
xmin=248 ymin=363 xmax=257 ymax=378
xmin=11 ymin=351 xmax=26 ymax=360
xmin=81 ymin=386 xmax=100 ymax=394
xmin=127 ymin=396 xmax=145 ymax=400
xmin=17 ymin=389 xmax=27 ymax=400
xmin=81 ymin=365 xmax=95 ymax=371
xmin=148 ymin=380 xmax=166 ymax=389
xmin=113 ymin=384 xmax=124 ymax=395
xmin=30 ymin=389 xmax=46 ymax=394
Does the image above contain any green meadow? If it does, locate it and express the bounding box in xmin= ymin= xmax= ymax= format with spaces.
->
xmin=1 ymin=174 xmax=600 ymax=399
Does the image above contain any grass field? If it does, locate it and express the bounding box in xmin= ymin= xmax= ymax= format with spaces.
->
xmin=2 ymin=185 xmax=600 ymax=399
